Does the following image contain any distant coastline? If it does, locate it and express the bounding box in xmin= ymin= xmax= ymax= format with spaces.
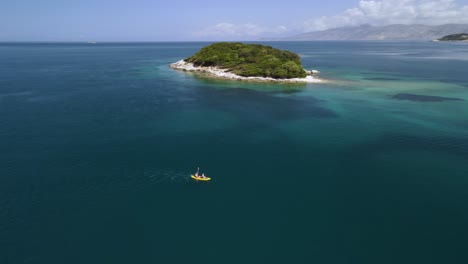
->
xmin=170 ymin=60 xmax=323 ymax=83
xmin=271 ymin=24 xmax=468 ymax=41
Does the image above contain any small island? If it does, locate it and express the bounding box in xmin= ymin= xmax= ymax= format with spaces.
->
xmin=435 ymin=33 xmax=468 ymax=41
xmin=170 ymin=42 xmax=322 ymax=83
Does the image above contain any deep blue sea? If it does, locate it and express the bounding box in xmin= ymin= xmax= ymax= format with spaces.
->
xmin=1 ymin=41 xmax=468 ymax=263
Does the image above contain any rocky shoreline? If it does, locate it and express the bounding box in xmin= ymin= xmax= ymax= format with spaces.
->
xmin=170 ymin=60 xmax=323 ymax=83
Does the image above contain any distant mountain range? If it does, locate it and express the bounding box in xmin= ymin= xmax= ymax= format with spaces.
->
xmin=271 ymin=24 xmax=468 ymax=41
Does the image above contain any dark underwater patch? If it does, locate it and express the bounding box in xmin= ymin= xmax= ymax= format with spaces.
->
xmin=200 ymin=87 xmax=338 ymax=120
xmin=364 ymin=77 xmax=400 ymax=81
xmin=392 ymin=93 xmax=465 ymax=102
xmin=345 ymin=133 xmax=468 ymax=159
xmin=438 ymin=79 xmax=468 ymax=88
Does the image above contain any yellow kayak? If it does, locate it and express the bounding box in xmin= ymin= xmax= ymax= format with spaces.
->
xmin=191 ymin=175 xmax=211 ymax=181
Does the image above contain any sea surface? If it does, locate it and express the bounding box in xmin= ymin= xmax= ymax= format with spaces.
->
xmin=1 ymin=41 xmax=468 ymax=263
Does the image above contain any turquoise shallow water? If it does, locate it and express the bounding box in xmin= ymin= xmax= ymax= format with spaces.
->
xmin=1 ymin=42 xmax=468 ymax=263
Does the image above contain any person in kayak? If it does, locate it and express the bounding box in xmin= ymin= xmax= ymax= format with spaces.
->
xmin=201 ymin=173 xmax=206 ymax=179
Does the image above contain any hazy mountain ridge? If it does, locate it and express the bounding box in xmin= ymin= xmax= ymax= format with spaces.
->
xmin=277 ymin=24 xmax=468 ymax=40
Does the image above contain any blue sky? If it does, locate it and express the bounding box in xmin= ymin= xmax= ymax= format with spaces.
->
xmin=2 ymin=0 xmax=468 ymax=41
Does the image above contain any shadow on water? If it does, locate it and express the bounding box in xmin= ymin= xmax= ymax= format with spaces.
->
xmin=275 ymin=89 xmax=305 ymax=95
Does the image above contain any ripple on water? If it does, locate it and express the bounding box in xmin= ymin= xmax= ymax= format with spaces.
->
xmin=144 ymin=169 xmax=191 ymax=184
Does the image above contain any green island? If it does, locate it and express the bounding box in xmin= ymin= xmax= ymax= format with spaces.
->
xmin=437 ymin=33 xmax=468 ymax=41
xmin=184 ymin=42 xmax=307 ymax=79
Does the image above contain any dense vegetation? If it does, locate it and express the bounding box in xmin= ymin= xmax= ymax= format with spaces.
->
xmin=185 ymin=42 xmax=307 ymax=79
xmin=438 ymin=33 xmax=468 ymax=41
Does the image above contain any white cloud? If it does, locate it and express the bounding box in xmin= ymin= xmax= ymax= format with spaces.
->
xmin=303 ymin=0 xmax=468 ymax=32
xmin=194 ymin=23 xmax=288 ymax=39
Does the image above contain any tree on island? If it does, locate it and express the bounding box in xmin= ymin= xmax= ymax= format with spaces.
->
xmin=184 ymin=42 xmax=307 ymax=79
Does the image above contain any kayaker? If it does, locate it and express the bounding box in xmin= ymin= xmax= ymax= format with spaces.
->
xmin=201 ymin=173 xmax=206 ymax=178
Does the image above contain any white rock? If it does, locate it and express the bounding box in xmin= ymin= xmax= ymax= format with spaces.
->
xmin=169 ymin=60 xmax=323 ymax=83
